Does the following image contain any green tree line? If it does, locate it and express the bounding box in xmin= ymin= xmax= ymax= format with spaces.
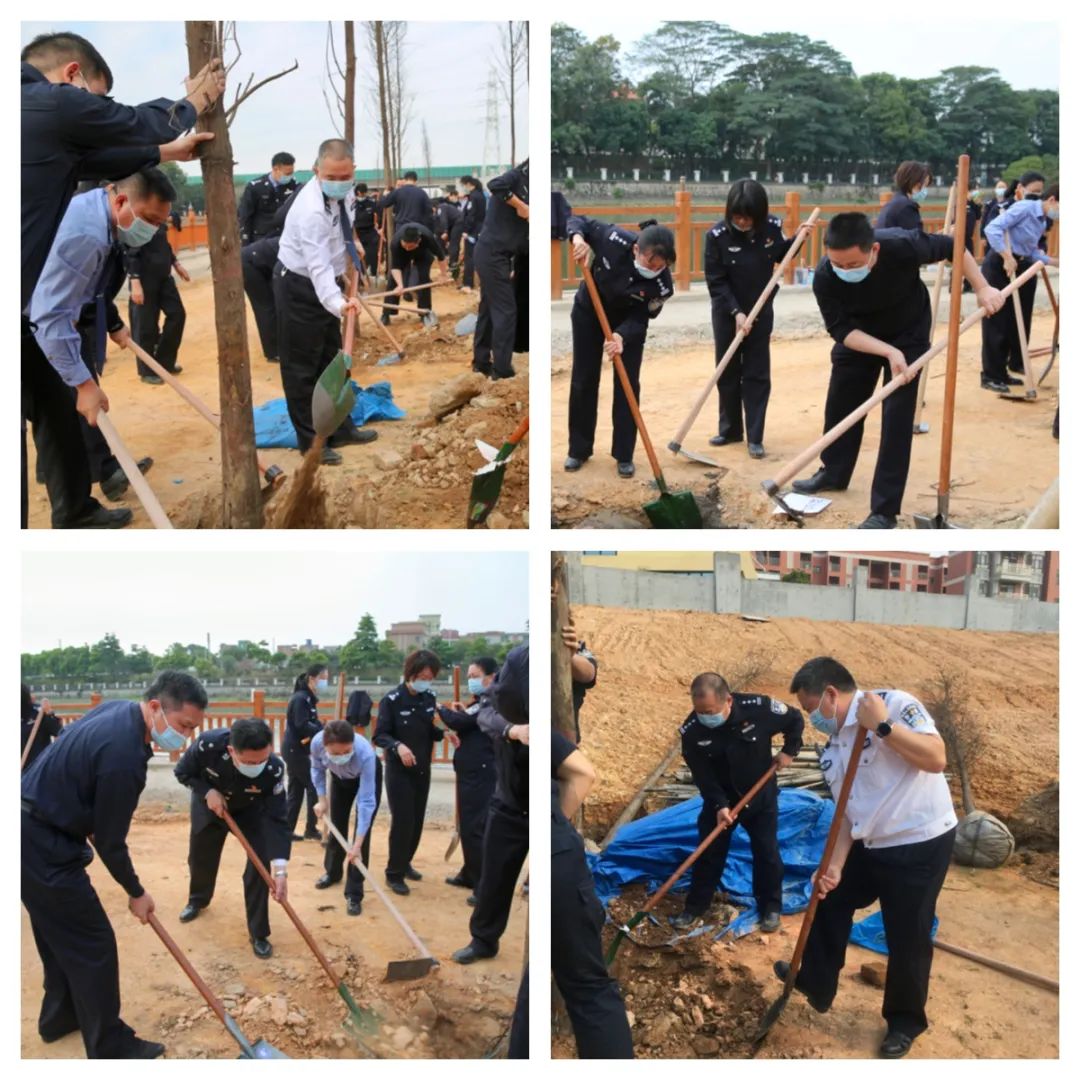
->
xmin=552 ymin=22 xmax=1058 ymax=178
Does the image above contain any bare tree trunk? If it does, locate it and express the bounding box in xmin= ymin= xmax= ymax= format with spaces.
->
xmin=374 ymin=23 xmax=392 ymax=188
xmin=508 ymin=22 xmax=516 ymax=163
xmin=344 ymin=21 xmax=356 ymax=148
xmin=551 ymin=554 xmax=576 ymax=741
xmin=184 ymin=21 xmax=262 ymax=528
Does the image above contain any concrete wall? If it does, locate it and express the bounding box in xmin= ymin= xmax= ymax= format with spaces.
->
xmin=565 ymin=552 xmax=1058 ymax=633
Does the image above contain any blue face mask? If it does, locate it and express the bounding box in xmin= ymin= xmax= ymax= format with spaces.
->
xmin=467 ymin=677 xmax=485 ymax=695
xmin=995 ymin=187 xmax=1007 ymax=200
xmin=150 ymin=709 xmax=186 ymax=752
xmin=234 ymin=758 xmax=268 ymax=778
xmin=809 ymin=698 xmax=838 ymax=736
xmin=410 ymin=679 xmax=433 ymax=693
xmin=912 ymin=188 xmax=928 ymax=203
xmin=316 ymin=678 xmax=329 ymax=690
xmin=118 ymin=212 xmax=158 ymax=249
xmin=328 ymin=751 xmax=353 ymax=766
xmin=831 ymin=262 xmax=872 ymax=284
xmin=696 ymin=711 xmax=728 ymax=729
xmin=321 ymin=178 xmax=354 ymax=200
xmin=1047 ymin=207 xmax=1059 ymax=221
xmin=634 ymin=260 xmax=661 ymax=279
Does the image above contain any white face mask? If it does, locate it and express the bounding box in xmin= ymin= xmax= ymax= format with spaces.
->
xmin=634 ymin=260 xmax=661 ymax=279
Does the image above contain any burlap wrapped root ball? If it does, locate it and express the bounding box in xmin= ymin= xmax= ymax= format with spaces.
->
xmin=953 ymin=810 xmax=1015 ymax=868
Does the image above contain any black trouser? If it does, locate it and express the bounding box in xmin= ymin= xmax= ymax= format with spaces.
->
xmin=384 ymin=252 xmax=434 ymax=316
xmin=551 ymin=817 xmax=634 ymax=1058
xmin=508 ymin=965 xmax=529 ymax=1058
xmin=285 ymin=751 xmax=318 ymax=835
xmin=186 ymin=794 xmax=273 ymax=940
xmin=130 ymin=274 xmax=185 ymax=376
xmin=72 ymin=326 xmax=119 ymax=487
xmin=455 ymin=761 xmax=496 ymax=888
xmin=469 ymin=799 xmax=529 ymax=952
xmin=568 ymin=300 xmax=645 ymax=462
xmin=684 ymin=797 xmax=782 ymax=916
xmin=796 ymin=827 xmax=956 ymax=1039
xmin=980 ymin=251 xmax=1038 ymax=381
xmin=448 ymin=221 xmax=465 ymax=270
xmin=712 ymin=302 xmax=773 ymax=444
xmin=242 ymin=254 xmax=279 ymax=360
xmin=818 ymin=341 xmax=925 ymax=518
xmin=323 ymin=759 xmax=383 ymax=901
xmin=21 ymin=322 xmax=100 ymax=529
xmin=384 ymin=760 xmax=431 ymax=881
xmin=273 ymin=263 xmax=356 ymax=453
xmin=357 ymin=230 xmax=380 ymax=281
xmin=462 ymin=236 xmax=477 ymax=287
xmin=472 ymin=241 xmax=519 ymax=376
xmin=21 ymin=811 xmax=139 ymax=1058
xmin=513 ymin=253 xmax=529 ymax=352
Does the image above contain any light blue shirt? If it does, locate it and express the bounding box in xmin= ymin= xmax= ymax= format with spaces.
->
xmin=984 ymin=198 xmax=1052 ymax=264
xmin=29 ymin=189 xmax=116 ymax=387
xmin=309 ymin=730 xmax=377 ymax=839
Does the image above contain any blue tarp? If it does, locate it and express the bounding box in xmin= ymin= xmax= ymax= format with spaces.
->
xmin=849 ymin=910 xmax=938 ymax=954
xmin=252 ymin=381 xmax=405 ymax=449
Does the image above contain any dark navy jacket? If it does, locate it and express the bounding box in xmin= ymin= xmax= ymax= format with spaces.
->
xmin=876 ymin=192 xmax=923 ymax=232
xmin=377 ymin=183 xmax=433 ymax=227
xmin=462 ymin=187 xmax=487 ymax=236
xmin=479 ymin=162 xmax=529 ymax=256
xmin=438 ymin=698 xmax=497 ymax=775
xmin=704 ymin=215 xmax=794 ymax=315
xmin=353 ymin=195 xmax=379 ymax=234
xmin=283 ymin=686 xmax=323 ymax=759
xmin=237 ymin=173 xmax=298 ymax=244
xmin=373 ymin=682 xmax=443 ymax=771
xmin=389 ymin=222 xmax=446 ymax=266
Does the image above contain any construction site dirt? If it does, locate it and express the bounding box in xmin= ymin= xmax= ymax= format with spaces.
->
xmin=21 ymin=814 xmax=526 ymax=1059
xmin=25 ymin=271 xmax=528 ymax=530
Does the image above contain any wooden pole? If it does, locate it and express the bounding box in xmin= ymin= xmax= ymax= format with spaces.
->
xmin=184 ymin=22 xmax=263 ymax=528
xmin=1003 ymin=231 xmax=1036 ymax=397
xmin=343 ymin=22 xmax=356 ymax=149
xmin=96 ymin=414 xmax=173 ymax=529
xmin=674 ymin=178 xmax=691 ymax=293
xmin=551 ymin=554 xmax=576 ymax=742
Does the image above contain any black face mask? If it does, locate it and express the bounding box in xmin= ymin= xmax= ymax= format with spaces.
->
xmin=1025 ymin=192 xmax=1043 ymax=201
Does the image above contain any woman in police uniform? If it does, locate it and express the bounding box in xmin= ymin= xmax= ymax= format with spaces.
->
xmin=704 ymin=179 xmax=805 ymax=458
xmin=564 ymin=217 xmax=676 ymax=477
xmin=283 ymin=664 xmax=327 ymax=841
xmin=876 ymin=161 xmax=932 ymax=231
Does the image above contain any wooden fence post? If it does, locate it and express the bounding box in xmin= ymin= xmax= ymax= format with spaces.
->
xmin=784 ymin=191 xmax=802 ymax=284
xmin=551 ymin=239 xmax=563 ymax=301
xmin=90 ymin=692 xmax=103 ymax=708
xmin=251 ymin=688 xmax=266 ymax=719
xmin=674 ymin=178 xmax=692 ymax=292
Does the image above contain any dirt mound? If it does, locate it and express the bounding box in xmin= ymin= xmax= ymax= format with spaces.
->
xmin=572 ymin=605 xmax=1058 ymax=839
xmin=1007 ymin=782 xmax=1058 ymax=852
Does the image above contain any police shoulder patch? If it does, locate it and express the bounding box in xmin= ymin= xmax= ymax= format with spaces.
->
xmin=770 ymin=699 xmax=788 ymax=714
xmin=273 ymin=782 xmax=285 ymax=795
xmin=679 ymin=717 xmax=696 ymax=735
xmin=900 ymin=702 xmax=929 ymax=728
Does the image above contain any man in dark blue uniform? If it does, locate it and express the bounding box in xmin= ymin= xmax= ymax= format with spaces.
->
xmin=21 ymin=685 xmax=62 ymax=770
xmin=353 ymin=182 xmax=381 ymax=280
xmin=435 ymin=188 xmax=463 ymax=278
xmin=126 ymin=219 xmax=189 ymax=384
xmin=377 ymin=171 xmax=433 ymax=227
xmin=473 ymin=161 xmax=529 ymax=379
xmin=174 ymin=719 xmax=291 ymax=959
xmin=382 ymin=223 xmax=448 ymax=327
xmin=794 ymin=213 xmax=1003 ymax=528
xmin=459 ymin=175 xmax=487 ymax=291
xmin=237 ymin=152 xmax=297 ymax=244
xmin=21 ymin=671 xmax=207 ymax=1058
xmin=671 ymin=672 xmax=803 ymax=933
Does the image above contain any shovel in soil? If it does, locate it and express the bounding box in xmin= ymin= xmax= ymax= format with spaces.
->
xmin=607 ymin=763 xmax=779 ymax=965
xmin=752 ymin=720 xmax=865 ymax=1051
xmin=324 ymin=819 xmax=440 ymax=982
xmin=147 ymin=912 xmax=287 ymax=1059
xmin=466 ymin=415 xmax=530 ymax=527
xmin=221 ymin=809 xmax=378 ymax=1044
xmin=357 ymin=294 xmax=406 ymax=364
xmin=580 ymin=264 xmax=702 ymax=529
xmin=312 ymin=277 xmax=361 ymax=443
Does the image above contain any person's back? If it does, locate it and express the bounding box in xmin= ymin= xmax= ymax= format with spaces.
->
xmin=383 ymin=182 xmax=432 ymax=226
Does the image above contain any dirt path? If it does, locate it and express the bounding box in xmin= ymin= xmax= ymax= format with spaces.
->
xmin=21 ymin=814 xmax=526 ymax=1059
xmin=553 ymin=864 xmax=1058 ymax=1059
xmin=550 ymin=311 xmax=1057 ymax=529
xmin=26 ymin=275 xmax=528 ymax=529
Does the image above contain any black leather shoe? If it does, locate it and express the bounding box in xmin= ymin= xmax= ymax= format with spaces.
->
xmin=291 ymin=833 xmax=306 ymax=842
xmin=140 ymin=373 xmax=164 ymax=386
xmin=981 ymin=378 xmax=1009 ymax=392
xmin=303 ymin=829 xmax=322 ymax=841
xmin=178 ymin=903 xmax=202 ymax=923
xmin=472 ymin=363 xmax=494 ymax=377
xmin=564 ymin=456 xmax=588 ymax=471
xmin=252 ymin=938 xmax=273 ymax=959
xmin=451 ymin=942 xmax=498 ymax=964
xmin=387 ymin=878 xmax=410 ymax=896
xmin=329 ymin=426 xmax=379 ymax=446
xmin=616 ymin=461 xmax=635 ymax=478
xmin=64 ymin=505 xmax=133 ymax=529
xmin=773 ymin=960 xmax=830 ymax=1013
xmin=857 ymin=513 xmax=898 ymax=530
xmin=381 ymin=313 xmax=392 ymax=326
xmin=404 ymin=867 xmax=422 ymax=881
xmin=492 ymin=368 xmax=516 ymax=380
xmin=320 ymin=447 xmax=343 ymax=466
xmin=709 ymin=433 xmax=743 ymax=446
xmin=792 ymin=468 xmax=846 ymax=495
xmin=467 ymin=893 xmax=477 ymax=907
xmin=445 ymin=874 xmax=471 ymax=888
xmin=314 ymin=874 xmax=340 ymax=890
xmin=760 ymin=910 xmax=781 ymax=933
xmin=748 ymin=443 xmax=765 ymax=459
xmin=346 ymin=899 xmax=362 ymax=917
xmin=100 ymin=457 xmax=153 ymax=501
xmin=880 ymin=1031 xmax=914 ymax=1059
xmin=125 ymin=1038 xmax=166 ymax=1059
xmin=266 ymin=356 xmax=280 ymax=364
xmin=670 ymin=910 xmax=703 ymax=930
xmin=1005 ymin=375 xmax=1024 ymax=386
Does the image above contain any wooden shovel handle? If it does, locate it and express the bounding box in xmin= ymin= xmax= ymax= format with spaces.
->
xmin=147 ymin=911 xmax=230 ymax=1029
xmin=334 ymin=672 xmax=347 ymax=724
xmin=580 ymin=263 xmax=665 ymax=486
xmin=453 ymin=666 xmax=461 ymax=700
xmin=95 ymin=413 xmax=173 ymax=529
xmin=20 ymin=708 xmax=47 ymax=771
xmin=1040 ymin=266 xmax=1058 ymax=317
xmin=361 ymin=280 xmax=454 ymax=303
xmin=343 ymin=271 xmax=359 ymax=356
xmin=505 ymin=415 xmax=530 ymax=447
xmin=357 ymin=295 xmax=404 ymax=353
xmin=1002 ymin=232 xmax=1035 ymax=393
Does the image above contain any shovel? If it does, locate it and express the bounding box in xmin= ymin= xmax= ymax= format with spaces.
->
xmin=325 ymin=819 xmax=440 ymax=982
xmin=122 ymin=338 xmax=285 ymax=496
xmin=607 ymin=762 xmax=779 ymax=964
xmin=669 ymin=207 xmax=821 ymax=465
xmin=581 ymin=264 xmax=703 ymax=529
xmin=753 ymin=719 xmax=865 ymax=1049
xmin=147 ymin=912 xmax=287 ymax=1059
xmin=357 ymin=294 xmax=406 ymax=364
xmin=1037 ymin=266 xmax=1059 ymax=384
xmin=21 ymin=706 xmax=47 ymax=771
xmin=997 ymin=232 xmax=1037 ymax=402
xmin=220 ymin=808 xmax=378 ymax=1042
xmin=466 ymin=415 xmax=530 ymax=527
xmin=311 ymin=277 xmax=360 ymax=442
xmin=445 ymin=665 xmax=462 ymax=860
xmin=96 ymin=412 xmax=173 ymax=529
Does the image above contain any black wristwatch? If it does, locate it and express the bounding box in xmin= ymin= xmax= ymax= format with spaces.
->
xmin=876 ymin=719 xmax=893 ymax=738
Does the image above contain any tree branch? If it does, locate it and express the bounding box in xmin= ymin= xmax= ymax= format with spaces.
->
xmin=225 ymin=59 xmax=300 ymax=127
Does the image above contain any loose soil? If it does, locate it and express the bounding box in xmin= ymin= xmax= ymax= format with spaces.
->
xmin=550 ymin=311 xmax=1057 ymax=529
xmin=26 ymin=274 xmax=528 ymax=529
xmin=21 ymin=814 xmax=526 ymax=1059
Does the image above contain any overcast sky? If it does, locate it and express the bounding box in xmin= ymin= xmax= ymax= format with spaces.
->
xmin=21 ymin=20 xmax=529 ymax=175
xmin=22 ymin=552 xmax=529 ymax=653
xmin=564 ymin=18 xmax=1059 ymax=90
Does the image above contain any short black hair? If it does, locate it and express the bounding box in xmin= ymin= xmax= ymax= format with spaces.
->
xmin=146 ymin=671 xmax=208 ymax=711
xmin=318 ymin=138 xmax=354 ymax=163
xmin=230 ymin=718 xmax=273 ymax=752
xmin=402 ymin=225 xmax=421 ymax=243
xmin=355 ymin=182 xmax=369 ymax=195
xmin=471 ymin=656 xmax=499 ymax=676
xmin=294 ymin=663 xmax=328 ymax=692
xmin=21 ymin=31 xmax=113 ymax=92
xmin=825 ymin=212 xmax=874 ymax=252
xmin=637 ymin=220 xmax=676 ymax=265
xmin=323 ymin=719 xmax=356 ymax=745
xmin=690 ymin=672 xmax=731 ymax=700
xmin=444 ymin=186 xmax=458 ymax=196
xmin=271 ymin=152 xmax=295 ymax=168
xmin=1044 ymin=183 xmax=1059 ymax=201
xmin=21 ymin=684 xmax=34 ymax=722
xmin=789 ymin=657 xmax=857 ymax=696
xmin=460 ymin=175 xmax=479 ymax=190
xmin=725 ymin=178 xmax=769 ymax=231
xmin=403 ymin=170 xmax=418 ymax=182
xmin=894 ymin=160 xmax=931 ymax=195
xmin=1018 ymin=170 xmax=1046 ymax=187
xmin=116 ymin=167 xmax=176 ymax=205
xmin=404 ymin=649 xmax=441 ymax=679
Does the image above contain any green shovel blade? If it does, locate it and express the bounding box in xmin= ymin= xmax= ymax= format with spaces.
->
xmin=312 ymin=352 xmax=357 ymax=438
xmin=644 ymin=490 xmax=703 ymax=529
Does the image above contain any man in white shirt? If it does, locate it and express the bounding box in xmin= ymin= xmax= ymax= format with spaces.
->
xmin=779 ymin=656 xmax=957 ymax=1060
xmin=273 ymin=138 xmax=377 ymax=464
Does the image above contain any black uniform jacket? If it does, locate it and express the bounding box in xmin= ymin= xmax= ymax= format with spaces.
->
xmin=704 ymin=215 xmax=794 ymax=315
xmin=354 ymin=195 xmax=378 ymax=233
xmin=680 ymin=693 xmax=804 ymax=812
xmin=481 ymin=162 xmax=529 ymax=256
xmin=373 ymin=682 xmax=443 ymax=769
xmin=876 ymin=192 xmax=923 ymax=231
xmin=813 ymin=228 xmax=952 ymax=350
xmin=377 ymin=184 xmax=432 ymax=227
xmin=21 ymin=704 xmax=63 ymax=769
xmin=390 ymin=222 xmax=446 ymax=263
xmin=238 ymin=173 xmax=298 ymax=244
xmin=462 ymin=188 xmax=487 ymax=236
xmin=566 ymin=215 xmax=674 ymax=346
xmin=438 ymin=697 xmax=497 ymax=774
xmin=283 ymin=687 xmax=323 ymax=758
xmin=174 ymin=728 xmax=291 ymax=861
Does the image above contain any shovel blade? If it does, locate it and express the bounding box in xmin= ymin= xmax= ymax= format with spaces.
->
xmin=444 ymin=831 xmax=461 ymax=860
xmin=312 ymin=354 xmax=356 ymax=437
xmin=644 ymin=489 xmax=703 ymax=530
xmin=467 ymin=463 xmax=508 ymax=528
xmin=668 ymin=441 xmax=719 ymax=467
xmin=249 ymin=1039 xmax=289 ymax=1059
xmin=384 ymin=957 xmax=439 ymax=983
xmin=752 ymin=989 xmax=791 ymax=1046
